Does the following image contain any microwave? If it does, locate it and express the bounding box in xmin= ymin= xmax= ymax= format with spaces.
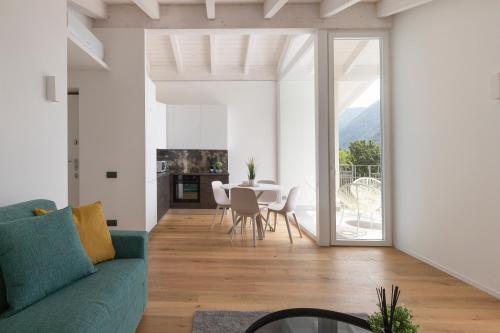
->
xmin=157 ymin=161 xmax=167 ymax=173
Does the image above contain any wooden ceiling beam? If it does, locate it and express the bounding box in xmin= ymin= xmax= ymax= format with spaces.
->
xmin=243 ymin=35 xmax=255 ymax=75
xmin=132 ymin=0 xmax=160 ymax=19
xmin=377 ymin=0 xmax=433 ymax=18
xmin=206 ymin=0 xmax=216 ymax=19
xmin=209 ymin=34 xmax=216 ymax=74
xmin=279 ymin=35 xmax=314 ymax=81
xmin=320 ymin=0 xmax=363 ymax=18
xmin=277 ymin=35 xmax=294 ymax=73
xmin=68 ymin=0 xmax=107 ymax=19
xmin=342 ymin=39 xmax=369 ymax=77
xmin=337 ymin=79 xmax=376 ymax=113
xmin=149 ymin=65 xmax=277 ymax=81
xmin=263 ymin=0 xmax=289 ymax=19
xmin=169 ymin=35 xmax=184 ymax=73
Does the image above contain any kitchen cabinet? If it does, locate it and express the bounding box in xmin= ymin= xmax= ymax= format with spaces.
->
xmin=166 ymin=104 xmax=227 ymax=150
xmin=167 ymin=105 xmax=201 ymax=149
xmin=157 ymin=174 xmax=171 ymax=221
xmin=146 ymin=76 xmax=167 ymax=230
xmin=200 ymin=174 xmax=229 ymax=208
xmin=166 ymin=173 xmax=229 ymax=209
xmin=154 ymin=103 xmax=167 ymax=149
xmin=200 ymin=105 xmax=228 ymax=150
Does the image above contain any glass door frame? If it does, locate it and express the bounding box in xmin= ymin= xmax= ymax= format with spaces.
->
xmin=328 ymin=30 xmax=392 ymax=246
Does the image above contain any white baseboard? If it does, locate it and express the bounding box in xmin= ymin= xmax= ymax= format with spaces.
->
xmin=396 ymin=245 xmax=500 ymax=300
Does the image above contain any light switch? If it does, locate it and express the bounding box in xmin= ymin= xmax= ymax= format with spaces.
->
xmin=45 ymin=75 xmax=59 ymax=102
xmin=106 ymin=171 xmax=118 ymax=179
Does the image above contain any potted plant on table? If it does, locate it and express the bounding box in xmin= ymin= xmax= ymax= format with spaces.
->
xmin=368 ymin=286 xmax=419 ymax=333
xmin=246 ymin=158 xmax=256 ymax=186
xmin=214 ymin=161 xmax=223 ymax=173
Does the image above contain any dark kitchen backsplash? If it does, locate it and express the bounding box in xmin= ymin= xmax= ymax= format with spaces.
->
xmin=157 ymin=149 xmax=228 ymax=173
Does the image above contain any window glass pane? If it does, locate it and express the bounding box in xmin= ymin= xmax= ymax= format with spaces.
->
xmin=333 ymin=38 xmax=383 ymax=241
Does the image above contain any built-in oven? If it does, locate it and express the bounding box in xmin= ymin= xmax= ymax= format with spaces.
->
xmin=173 ymin=175 xmax=200 ymax=203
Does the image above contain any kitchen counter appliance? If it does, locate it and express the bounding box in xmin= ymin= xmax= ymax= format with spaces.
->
xmin=174 ymin=175 xmax=200 ymax=203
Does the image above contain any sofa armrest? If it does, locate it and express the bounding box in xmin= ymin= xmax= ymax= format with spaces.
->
xmin=110 ymin=231 xmax=148 ymax=260
xmin=110 ymin=231 xmax=149 ymax=309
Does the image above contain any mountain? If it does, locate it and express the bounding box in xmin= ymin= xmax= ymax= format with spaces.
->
xmin=339 ymin=101 xmax=381 ymax=149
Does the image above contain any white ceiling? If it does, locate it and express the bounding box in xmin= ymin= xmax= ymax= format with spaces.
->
xmin=145 ymin=29 xmax=380 ymax=83
xmin=105 ymin=0 xmax=377 ymax=4
xmin=70 ymin=0 xmax=431 ymax=80
xmin=71 ymin=0 xmax=432 ymax=22
xmin=146 ymin=30 xmax=315 ymax=81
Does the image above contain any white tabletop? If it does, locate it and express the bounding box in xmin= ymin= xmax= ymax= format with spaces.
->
xmin=221 ymin=183 xmax=282 ymax=192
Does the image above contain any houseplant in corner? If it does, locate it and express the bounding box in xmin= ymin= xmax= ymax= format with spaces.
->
xmin=246 ymin=158 xmax=256 ymax=186
xmin=368 ymin=286 xmax=419 ymax=333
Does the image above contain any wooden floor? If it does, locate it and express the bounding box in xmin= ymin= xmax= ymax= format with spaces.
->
xmin=137 ymin=212 xmax=500 ymax=333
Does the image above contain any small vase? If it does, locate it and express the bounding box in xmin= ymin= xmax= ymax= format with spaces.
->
xmin=248 ymin=179 xmax=255 ymax=186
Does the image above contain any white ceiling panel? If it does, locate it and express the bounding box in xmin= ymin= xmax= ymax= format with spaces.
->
xmin=147 ymin=30 xmax=311 ymax=81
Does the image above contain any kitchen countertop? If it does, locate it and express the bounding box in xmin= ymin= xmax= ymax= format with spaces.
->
xmin=157 ymin=171 xmax=229 ymax=177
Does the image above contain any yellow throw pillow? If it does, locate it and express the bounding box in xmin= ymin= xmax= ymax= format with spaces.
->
xmin=34 ymin=202 xmax=115 ymax=264
xmin=71 ymin=202 xmax=116 ymax=264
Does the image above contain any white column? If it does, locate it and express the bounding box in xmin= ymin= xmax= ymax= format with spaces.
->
xmin=315 ymin=31 xmax=332 ymax=246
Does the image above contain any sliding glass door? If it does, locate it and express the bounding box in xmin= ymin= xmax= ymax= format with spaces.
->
xmin=329 ymin=32 xmax=391 ymax=245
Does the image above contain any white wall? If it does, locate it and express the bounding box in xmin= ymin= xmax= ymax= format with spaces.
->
xmin=0 ymin=0 xmax=68 ymax=208
xmin=69 ymin=28 xmax=147 ymax=231
xmin=279 ymin=81 xmax=316 ymax=207
xmin=156 ymin=81 xmax=277 ymax=183
xmin=392 ymin=0 xmax=500 ymax=298
xmin=145 ymin=74 xmax=166 ymax=232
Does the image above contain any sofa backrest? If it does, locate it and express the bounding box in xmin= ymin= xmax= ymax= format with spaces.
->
xmin=0 ymin=199 xmax=57 ymax=315
xmin=0 ymin=199 xmax=57 ymax=224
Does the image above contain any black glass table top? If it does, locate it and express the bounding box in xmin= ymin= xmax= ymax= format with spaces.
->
xmin=246 ymin=308 xmax=373 ymax=333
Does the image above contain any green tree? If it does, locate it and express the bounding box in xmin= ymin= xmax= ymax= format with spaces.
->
xmin=347 ymin=140 xmax=381 ymax=177
xmin=339 ymin=149 xmax=353 ymax=165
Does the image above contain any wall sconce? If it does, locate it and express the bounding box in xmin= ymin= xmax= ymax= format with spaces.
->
xmin=491 ymin=73 xmax=500 ymax=100
xmin=45 ymin=75 xmax=59 ymax=102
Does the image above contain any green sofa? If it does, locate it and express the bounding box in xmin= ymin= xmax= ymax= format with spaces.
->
xmin=0 ymin=199 xmax=148 ymax=333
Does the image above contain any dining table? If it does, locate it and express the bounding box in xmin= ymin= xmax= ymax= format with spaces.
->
xmin=220 ymin=183 xmax=282 ymax=201
xmin=221 ymin=183 xmax=282 ymax=240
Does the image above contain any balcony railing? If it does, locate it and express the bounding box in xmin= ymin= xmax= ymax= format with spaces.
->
xmin=339 ymin=164 xmax=381 ymax=187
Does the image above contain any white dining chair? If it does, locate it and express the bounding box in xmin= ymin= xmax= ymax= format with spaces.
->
xmin=257 ymin=179 xmax=279 ymax=206
xmin=337 ymin=182 xmax=381 ymax=236
xmin=353 ymin=177 xmax=382 ymax=191
xmin=211 ymin=181 xmax=232 ymax=228
xmin=230 ymin=187 xmax=267 ymax=247
xmin=266 ymin=186 xmax=303 ymax=243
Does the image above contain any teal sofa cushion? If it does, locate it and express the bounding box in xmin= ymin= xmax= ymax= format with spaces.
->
xmin=0 ymin=199 xmax=57 ymax=315
xmin=0 ymin=259 xmax=146 ymax=333
xmin=0 ymin=207 xmax=96 ymax=317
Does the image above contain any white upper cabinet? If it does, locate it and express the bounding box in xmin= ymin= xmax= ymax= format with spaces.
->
xmin=154 ymin=103 xmax=167 ymax=149
xmin=200 ymin=105 xmax=228 ymax=150
xmin=167 ymin=105 xmax=202 ymax=149
xmin=167 ymin=104 xmax=228 ymax=150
